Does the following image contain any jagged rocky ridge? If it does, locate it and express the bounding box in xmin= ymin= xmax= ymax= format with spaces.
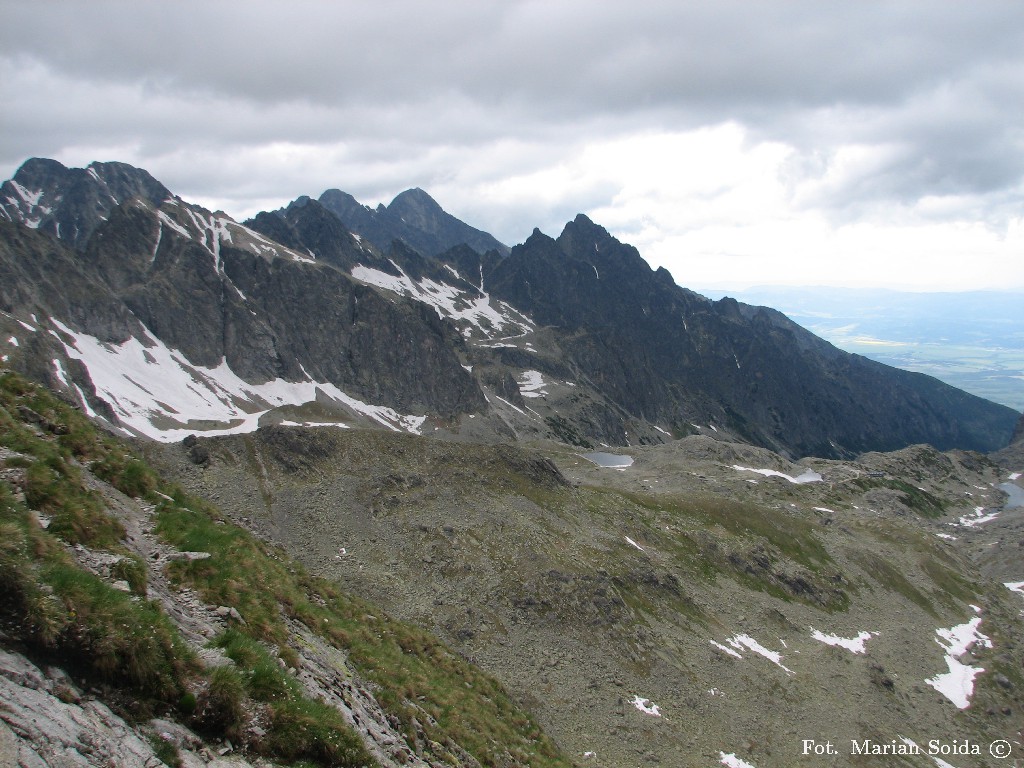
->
xmin=480 ymin=216 xmax=1017 ymax=456
xmin=0 ymin=157 xmax=1017 ymax=458
xmin=312 ymin=186 xmax=510 ymax=258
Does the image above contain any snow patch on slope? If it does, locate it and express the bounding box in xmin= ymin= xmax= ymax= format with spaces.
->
xmin=9 ymin=179 xmax=43 ymax=207
xmin=810 ymin=628 xmax=877 ymax=654
xmin=630 ymin=696 xmax=661 ymax=717
xmin=954 ymin=506 xmax=1000 ymax=527
xmin=153 ymin=200 xmax=313 ymax=266
xmin=732 ymin=465 xmax=822 ymax=484
xmin=517 ymin=370 xmax=548 ymax=398
xmin=720 ymin=753 xmax=757 ymax=768
xmin=351 ymin=261 xmax=533 ymax=338
xmin=49 ymin=319 xmax=426 ymax=441
xmin=924 ymin=614 xmax=991 ymax=709
xmin=714 ymin=634 xmax=793 ymax=674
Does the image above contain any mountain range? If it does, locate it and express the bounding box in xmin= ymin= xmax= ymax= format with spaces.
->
xmin=0 ymin=158 xmax=1017 ymax=460
xmin=2 ymin=157 xmax=1023 ymax=767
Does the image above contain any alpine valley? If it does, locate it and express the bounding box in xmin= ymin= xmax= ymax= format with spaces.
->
xmin=1 ymin=158 xmax=1022 ymax=768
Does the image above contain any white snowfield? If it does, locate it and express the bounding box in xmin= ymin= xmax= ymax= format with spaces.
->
xmin=713 ymin=633 xmax=793 ymax=674
xmin=279 ymin=421 xmax=350 ymax=429
xmin=731 ymin=465 xmax=822 ymax=484
xmin=720 ymin=752 xmax=758 ymax=768
xmin=624 ymin=536 xmax=645 ymax=552
xmin=714 ymin=626 xmax=879 ymax=668
xmin=351 ymin=261 xmax=533 ymax=338
xmin=517 ymin=370 xmax=548 ymax=398
xmin=4 ymin=180 xmax=48 ymax=227
xmin=810 ymin=628 xmax=878 ymax=654
xmin=152 ymin=198 xmax=315 ymax=267
xmin=954 ymin=506 xmax=1000 ymax=527
xmin=630 ymin=695 xmax=661 ymax=717
xmin=924 ymin=614 xmax=992 ymax=709
xmin=49 ymin=319 xmax=426 ymax=441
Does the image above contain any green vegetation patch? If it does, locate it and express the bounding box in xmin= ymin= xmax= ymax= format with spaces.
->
xmin=0 ymin=372 xmax=195 ymax=708
xmin=0 ymin=486 xmax=196 ymax=710
xmin=581 ymin=487 xmax=847 ymax=610
xmin=156 ymin=498 xmax=295 ymax=644
xmin=920 ymin=556 xmax=979 ymax=608
xmin=156 ymin=496 xmax=571 ymax=767
xmin=205 ymin=629 xmax=370 ymax=766
xmin=672 ymin=493 xmax=834 ymax=570
xmin=850 ymin=476 xmax=947 ymax=517
xmin=848 ymin=549 xmax=936 ymax=616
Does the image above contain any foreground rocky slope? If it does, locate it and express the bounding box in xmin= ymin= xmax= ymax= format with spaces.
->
xmin=0 ymin=371 xmax=570 ymax=767
xmin=145 ymin=425 xmax=1024 ymax=768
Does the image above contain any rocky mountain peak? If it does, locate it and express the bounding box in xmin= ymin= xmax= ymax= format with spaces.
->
xmin=557 ymin=213 xmax=650 ymax=277
xmin=388 ymin=186 xmax=442 ymax=217
xmin=85 ymin=160 xmax=171 ymax=204
xmin=318 ymin=188 xmax=373 ymax=228
xmin=314 ymin=185 xmax=509 ymax=257
xmin=521 ymin=226 xmax=554 ymax=248
xmin=8 ymin=156 xmax=68 ymax=185
xmin=1 ymin=157 xmax=171 ymax=249
xmin=562 ymin=212 xmax=601 ymax=235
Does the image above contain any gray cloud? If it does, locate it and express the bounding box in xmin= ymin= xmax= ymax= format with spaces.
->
xmin=6 ymin=2 xmax=1020 ymax=110
xmin=1 ymin=0 xmax=1022 ymax=280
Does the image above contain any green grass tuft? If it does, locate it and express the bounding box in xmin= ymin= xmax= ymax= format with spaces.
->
xmin=155 ymin=495 xmax=571 ymax=767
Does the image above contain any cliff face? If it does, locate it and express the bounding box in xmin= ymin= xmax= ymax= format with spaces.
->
xmin=480 ymin=215 xmax=1018 ymax=457
xmin=1012 ymin=413 xmax=1024 ymax=445
xmin=1 ymin=158 xmax=1017 ymax=456
xmin=0 ymin=192 xmax=485 ymax=439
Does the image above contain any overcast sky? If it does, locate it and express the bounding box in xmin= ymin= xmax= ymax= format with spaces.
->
xmin=2 ymin=1 xmax=1023 ymax=291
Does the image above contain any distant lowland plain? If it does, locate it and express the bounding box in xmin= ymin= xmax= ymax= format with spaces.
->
xmin=700 ymin=287 xmax=1024 ymax=412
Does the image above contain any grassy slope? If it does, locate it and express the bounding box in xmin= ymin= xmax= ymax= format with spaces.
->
xmin=0 ymin=370 xmax=572 ymax=768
